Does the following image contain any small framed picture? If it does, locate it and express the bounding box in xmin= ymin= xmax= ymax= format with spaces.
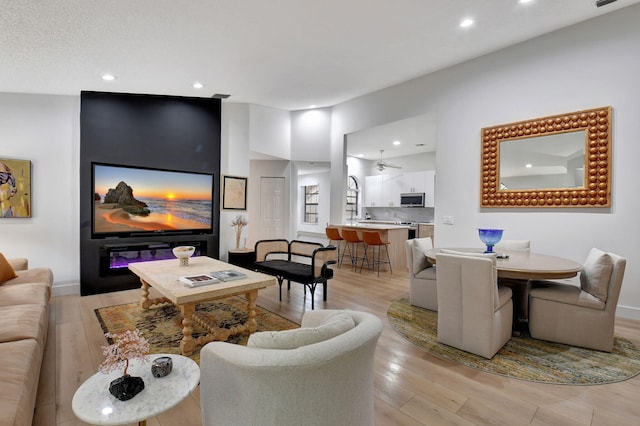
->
xmin=0 ymin=158 xmax=31 ymax=218
xmin=222 ymin=175 xmax=248 ymax=211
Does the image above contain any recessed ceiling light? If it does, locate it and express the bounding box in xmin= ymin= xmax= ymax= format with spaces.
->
xmin=309 ymin=104 xmax=317 ymax=109
xmin=460 ymin=18 xmax=474 ymax=28
xmin=393 ymin=140 xmax=401 ymax=146
xmin=519 ymin=0 xmax=534 ymax=4
xmin=102 ymin=74 xmax=116 ymax=81
xmin=357 ymin=153 xmax=364 ymax=158
xmin=525 ymin=163 xmax=533 ymax=168
xmin=193 ymin=82 xmax=204 ymax=89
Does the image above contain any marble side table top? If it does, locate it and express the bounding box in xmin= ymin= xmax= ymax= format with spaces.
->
xmin=72 ymin=353 xmax=200 ymax=425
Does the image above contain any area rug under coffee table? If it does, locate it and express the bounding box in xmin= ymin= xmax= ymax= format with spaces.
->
xmin=388 ymin=297 xmax=640 ymax=385
xmin=95 ymin=296 xmax=299 ymax=363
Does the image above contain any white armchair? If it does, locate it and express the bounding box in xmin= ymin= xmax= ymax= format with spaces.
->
xmin=200 ymin=309 xmax=383 ymax=426
xmin=436 ymin=251 xmax=513 ymax=359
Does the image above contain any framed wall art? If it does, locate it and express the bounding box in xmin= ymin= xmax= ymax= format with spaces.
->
xmin=222 ymin=175 xmax=248 ymax=211
xmin=0 ymin=158 xmax=31 ymax=218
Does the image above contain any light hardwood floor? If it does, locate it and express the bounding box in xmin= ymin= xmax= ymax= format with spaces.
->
xmin=34 ymin=265 xmax=640 ymax=425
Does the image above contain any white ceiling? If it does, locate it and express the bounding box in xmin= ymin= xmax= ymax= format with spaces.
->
xmin=2 ymin=0 xmax=638 ymax=112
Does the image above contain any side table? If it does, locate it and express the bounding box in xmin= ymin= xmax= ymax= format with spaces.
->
xmin=228 ymin=248 xmax=256 ymax=270
xmin=72 ymin=354 xmax=200 ymax=425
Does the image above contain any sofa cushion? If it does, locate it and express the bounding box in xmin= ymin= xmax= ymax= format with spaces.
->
xmin=1 ymin=268 xmax=54 ymax=300
xmin=411 ymin=237 xmax=434 ymax=275
xmin=0 ymin=339 xmax=42 ymax=426
xmin=247 ymin=312 xmax=355 ymax=349
xmin=580 ymin=248 xmax=612 ymax=303
xmin=0 ymin=283 xmax=50 ymax=307
xmin=0 ymin=253 xmax=18 ymax=284
xmin=0 ymin=304 xmax=48 ymax=344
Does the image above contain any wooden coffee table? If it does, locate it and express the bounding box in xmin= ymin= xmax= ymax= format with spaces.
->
xmin=129 ymin=256 xmax=276 ymax=356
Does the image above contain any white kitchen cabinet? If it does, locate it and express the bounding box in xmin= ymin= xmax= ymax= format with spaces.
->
xmin=364 ymin=175 xmax=383 ymax=207
xmin=366 ymin=172 xmax=433 ymax=207
xmin=399 ymin=170 xmax=435 ymax=207
xmin=365 ymin=174 xmax=402 ymax=207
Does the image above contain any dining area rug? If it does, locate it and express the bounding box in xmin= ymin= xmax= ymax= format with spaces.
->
xmin=94 ymin=296 xmax=299 ymax=363
xmin=387 ymin=297 xmax=640 ymax=385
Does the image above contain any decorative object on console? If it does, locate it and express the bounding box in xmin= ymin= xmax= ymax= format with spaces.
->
xmin=478 ymin=228 xmax=504 ymax=253
xmin=480 ymin=106 xmax=612 ymax=208
xmin=231 ymin=215 xmax=248 ymax=249
xmin=173 ymin=245 xmax=195 ymax=266
xmin=151 ymin=356 xmax=173 ymax=378
xmin=100 ymin=329 xmax=150 ymax=401
xmin=0 ymin=158 xmax=31 ymax=218
xmin=222 ymin=175 xmax=248 ymax=210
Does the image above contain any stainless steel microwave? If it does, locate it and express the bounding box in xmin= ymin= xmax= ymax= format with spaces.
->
xmin=400 ymin=193 xmax=425 ymax=207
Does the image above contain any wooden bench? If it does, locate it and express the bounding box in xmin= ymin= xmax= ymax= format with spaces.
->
xmin=253 ymin=239 xmax=337 ymax=309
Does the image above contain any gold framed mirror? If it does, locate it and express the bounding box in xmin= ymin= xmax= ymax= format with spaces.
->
xmin=481 ymin=106 xmax=612 ymax=208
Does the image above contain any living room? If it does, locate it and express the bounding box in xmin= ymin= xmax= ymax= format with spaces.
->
xmin=2 ymin=1 xmax=640 ymax=425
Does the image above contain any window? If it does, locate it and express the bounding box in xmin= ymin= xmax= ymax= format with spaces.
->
xmin=304 ymin=184 xmax=319 ymax=223
xmin=346 ymin=175 xmax=359 ymax=218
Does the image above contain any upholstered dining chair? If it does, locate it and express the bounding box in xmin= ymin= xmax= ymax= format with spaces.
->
xmin=494 ymin=239 xmax=531 ymax=252
xmin=528 ymin=248 xmax=626 ymax=352
xmin=436 ymin=251 xmax=513 ymax=359
xmin=200 ymin=309 xmax=383 ymax=426
xmin=405 ymin=237 xmax=437 ymax=311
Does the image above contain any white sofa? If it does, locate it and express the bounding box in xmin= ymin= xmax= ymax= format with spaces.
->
xmin=200 ymin=309 xmax=383 ymax=426
xmin=405 ymin=237 xmax=437 ymax=311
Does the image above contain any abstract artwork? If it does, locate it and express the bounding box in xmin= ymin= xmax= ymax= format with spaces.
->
xmin=222 ymin=175 xmax=247 ymax=210
xmin=0 ymin=158 xmax=31 ymax=218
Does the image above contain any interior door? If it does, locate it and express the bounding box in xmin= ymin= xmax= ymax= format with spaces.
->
xmin=260 ymin=177 xmax=285 ymax=240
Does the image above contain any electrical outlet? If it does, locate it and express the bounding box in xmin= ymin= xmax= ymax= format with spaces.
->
xmin=443 ymin=216 xmax=455 ymax=225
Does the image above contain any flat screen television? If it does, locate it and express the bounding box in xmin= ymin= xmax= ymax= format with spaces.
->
xmin=92 ymin=162 xmax=214 ymax=239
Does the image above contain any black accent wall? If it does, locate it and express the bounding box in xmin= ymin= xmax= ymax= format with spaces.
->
xmin=80 ymin=91 xmax=221 ymax=295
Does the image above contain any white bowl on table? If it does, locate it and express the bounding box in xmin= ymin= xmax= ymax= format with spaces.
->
xmin=173 ymin=246 xmax=195 ymax=266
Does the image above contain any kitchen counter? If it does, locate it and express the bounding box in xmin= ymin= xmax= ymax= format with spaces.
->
xmin=331 ymin=224 xmax=409 ymax=270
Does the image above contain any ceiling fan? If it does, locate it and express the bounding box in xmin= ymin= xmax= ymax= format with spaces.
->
xmin=376 ymin=150 xmax=402 ymax=171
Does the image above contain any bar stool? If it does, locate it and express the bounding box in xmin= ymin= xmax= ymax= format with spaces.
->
xmin=341 ymin=229 xmax=366 ymax=271
xmin=325 ymin=227 xmax=344 ymax=268
xmin=360 ymin=231 xmax=392 ymax=276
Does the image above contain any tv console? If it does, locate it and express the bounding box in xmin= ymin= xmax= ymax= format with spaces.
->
xmin=99 ymin=240 xmax=207 ymax=276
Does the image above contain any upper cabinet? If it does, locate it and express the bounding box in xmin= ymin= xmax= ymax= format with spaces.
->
xmin=365 ymin=171 xmax=435 ymax=207
xmin=364 ymin=174 xmax=403 ymax=207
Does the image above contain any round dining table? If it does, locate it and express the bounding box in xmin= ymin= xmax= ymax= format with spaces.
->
xmin=424 ymin=248 xmax=583 ymax=335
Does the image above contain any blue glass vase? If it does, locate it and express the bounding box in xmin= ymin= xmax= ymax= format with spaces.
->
xmin=478 ymin=229 xmax=503 ymax=253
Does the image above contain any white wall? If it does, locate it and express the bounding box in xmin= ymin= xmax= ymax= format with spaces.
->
xmin=330 ymin=5 xmax=640 ymax=318
xmin=219 ymin=103 xmax=251 ymax=260
xmin=0 ymin=93 xmax=79 ymax=295
xmin=291 ymin=108 xmax=332 ymax=161
xmin=249 ymin=104 xmax=291 ymax=159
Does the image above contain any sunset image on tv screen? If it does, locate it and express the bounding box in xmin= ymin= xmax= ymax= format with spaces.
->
xmin=93 ymin=164 xmax=213 ymax=235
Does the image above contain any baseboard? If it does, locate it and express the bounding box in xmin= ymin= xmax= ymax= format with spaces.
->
xmin=52 ymin=282 xmax=80 ymax=297
xmin=617 ymin=304 xmax=640 ymax=320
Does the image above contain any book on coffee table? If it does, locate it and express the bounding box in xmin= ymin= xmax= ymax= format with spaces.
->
xmin=210 ymin=269 xmax=247 ymax=282
xmin=179 ymin=274 xmax=220 ymax=287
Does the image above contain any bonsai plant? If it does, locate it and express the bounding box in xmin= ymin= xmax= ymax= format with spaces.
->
xmin=100 ymin=329 xmax=150 ymax=401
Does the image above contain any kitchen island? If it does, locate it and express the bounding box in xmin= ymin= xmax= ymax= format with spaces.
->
xmin=331 ymin=223 xmax=409 ymax=270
